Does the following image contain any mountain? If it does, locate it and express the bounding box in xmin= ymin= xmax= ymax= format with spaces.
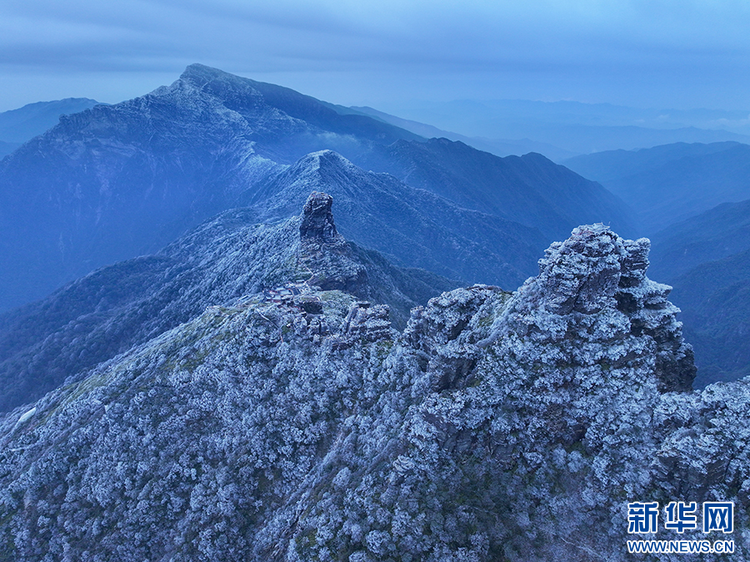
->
xmin=0 ymin=141 xmax=19 ymax=158
xmin=648 ymin=198 xmax=750 ymax=281
xmin=670 ymin=249 xmax=750 ymax=386
xmin=5 ymin=224 xmax=748 ymax=562
xmin=0 ymin=192 xmax=458 ymax=413
xmin=356 ymin=137 xmax=635 ymax=240
xmin=646 ymin=199 xmax=750 ymax=385
xmin=564 ymin=142 xmax=750 ymax=231
xmin=0 ymin=71 xmax=275 ymax=311
xmin=390 ymin=98 xmax=750 ymax=157
xmin=350 ymin=105 xmax=577 ymax=160
xmin=245 ymin=150 xmax=547 ymax=287
xmin=0 ymin=64 xmax=425 ymax=311
xmin=0 ymin=64 xmax=634 ymax=312
xmin=0 ymin=98 xmax=101 ymax=145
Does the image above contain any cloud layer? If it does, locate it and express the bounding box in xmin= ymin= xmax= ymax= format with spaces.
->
xmin=1 ymin=0 xmax=749 ymax=112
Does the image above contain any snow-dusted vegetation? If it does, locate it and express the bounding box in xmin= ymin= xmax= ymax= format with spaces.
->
xmin=0 ymin=194 xmax=455 ymax=413
xmin=1 ymin=198 xmax=747 ymax=561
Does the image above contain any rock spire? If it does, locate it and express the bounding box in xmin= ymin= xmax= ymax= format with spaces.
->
xmin=299 ymin=191 xmax=341 ymax=244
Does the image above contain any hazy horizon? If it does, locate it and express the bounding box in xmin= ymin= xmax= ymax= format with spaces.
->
xmin=2 ymin=1 xmax=750 ymax=116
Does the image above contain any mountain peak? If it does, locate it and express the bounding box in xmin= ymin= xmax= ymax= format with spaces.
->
xmin=286 ymin=150 xmax=364 ymax=185
xmin=305 ymin=149 xmax=355 ymax=168
xmin=179 ymin=63 xmax=236 ymax=86
xmin=300 ymin=191 xmax=339 ymax=244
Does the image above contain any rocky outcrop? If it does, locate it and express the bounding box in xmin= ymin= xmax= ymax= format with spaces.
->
xmin=328 ymin=301 xmax=394 ymax=350
xmin=404 ymin=285 xmax=509 ymax=391
xmin=2 ymin=223 xmax=745 ymax=562
xmin=297 ymin=191 xmax=368 ymax=294
xmin=483 ymin=223 xmax=695 ymax=392
xmin=343 ymin=301 xmax=392 ymax=340
xmin=299 ymin=191 xmax=341 ymax=244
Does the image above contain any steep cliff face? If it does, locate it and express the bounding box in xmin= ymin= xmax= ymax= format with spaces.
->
xmin=298 ymin=191 xmax=367 ymax=294
xmin=1 ymin=224 xmax=747 ymax=562
xmin=486 ymin=224 xmax=696 ymax=393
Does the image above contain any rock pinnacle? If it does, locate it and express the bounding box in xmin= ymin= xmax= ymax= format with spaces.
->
xmin=300 ymin=191 xmax=339 ymax=244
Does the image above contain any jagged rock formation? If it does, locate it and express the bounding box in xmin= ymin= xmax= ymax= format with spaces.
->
xmin=0 ymin=193 xmax=456 ymax=413
xmin=333 ymin=301 xmax=393 ymax=349
xmin=2 ymin=223 xmax=746 ymax=561
xmin=489 ymin=224 xmax=696 ymax=392
xmin=298 ymin=191 xmax=367 ymax=294
xmin=299 ymin=191 xmax=341 ymax=244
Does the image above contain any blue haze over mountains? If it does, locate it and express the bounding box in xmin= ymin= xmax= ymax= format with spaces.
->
xmin=3 ymin=64 xmax=750 ymax=560
xmin=0 ymin=64 xmax=632 ymax=313
xmin=0 ymin=98 xmax=101 ymax=157
xmin=0 ymin=62 xmax=748 ymax=401
xmin=360 ymin=100 xmax=750 ymax=161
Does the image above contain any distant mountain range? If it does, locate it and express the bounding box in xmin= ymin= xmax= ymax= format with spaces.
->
xmin=351 ymin=105 xmax=578 ymax=161
xmin=647 ymin=198 xmax=750 ymax=385
xmin=355 ymin=138 xmax=633 ymax=241
xmin=0 ymin=64 xmax=631 ymax=312
xmin=1 ymin=65 xmax=748 ymax=391
xmin=0 ymin=98 xmax=101 ymax=156
xmin=564 ymin=141 xmax=750 ymax=231
xmin=383 ymin=99 xmax=750 ymax=159
xmin=671 ymin=247 xmax=750 ymax=386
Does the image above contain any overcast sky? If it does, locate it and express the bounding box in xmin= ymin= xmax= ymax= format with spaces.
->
xmin=1 ymin=0 xmax=749 ymax=114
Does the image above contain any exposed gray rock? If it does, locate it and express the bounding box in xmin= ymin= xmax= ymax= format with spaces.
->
xmin=299 ymin=191 xmax=340 ymax=244
xmin=297 ymin=191 xmax=368 ymax=294
xmin=343 ymin=302 xmax=392 ymax=341
xmin=486 ymin=223 xmax=695 ymax=392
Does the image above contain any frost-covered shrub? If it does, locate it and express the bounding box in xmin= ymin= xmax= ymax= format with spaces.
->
xmin=2 ymin=224 xmax=748 ymax=561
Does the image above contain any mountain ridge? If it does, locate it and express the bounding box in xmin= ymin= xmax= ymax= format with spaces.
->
xmin=245 ymin=149 xmax=547 ymax=288
xmin=4 ymin=223 xmax=746 ymax=562
xmin=356 ymin=138 xmax=636 ymax=240
xmin=0 ymin=192 xmax=458 ymax=413
xmin=0 ymin=64 xmax=635 ymax=312
xmin=0 ymin=97 xmax=101 ymax=145
xmin=564 ymin=141 xmax=750 ymax=231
